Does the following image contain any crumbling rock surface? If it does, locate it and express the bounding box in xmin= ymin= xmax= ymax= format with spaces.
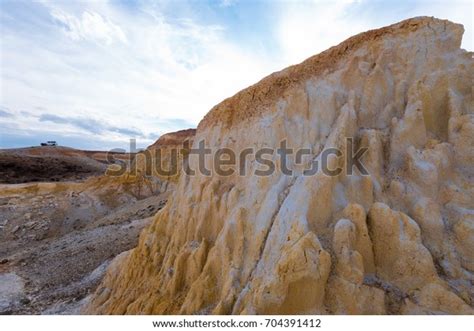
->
xmin=85 ymin=17 xmax=473 ymax=315
xmin=118 ymin=128 xmax=196 ymax=192
xmin=0 ymin=178 xmax=168 ymax=314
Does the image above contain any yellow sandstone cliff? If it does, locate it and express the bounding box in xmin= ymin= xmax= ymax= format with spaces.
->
xmin=103 ymin=128 xmax=196 ymax=197
xmin=84 ymin=17 xmax=474 ymax=314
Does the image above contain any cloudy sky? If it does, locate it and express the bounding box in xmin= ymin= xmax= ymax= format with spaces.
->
xmin=0 ymin=0 xmax=472 ymax=150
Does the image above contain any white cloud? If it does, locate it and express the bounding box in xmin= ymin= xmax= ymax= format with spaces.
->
xmin=0 ymin=1 xmax=279 ymax=149
xmin=274 ymin=0 xmax=472 ymax=65
xmin=51 ymin=9 xmax=127 ymax=45
xmin=275 ymin=1 xmax=371 ymax=64
xmin=220 ymin=0 xmax=239 ymax=8
xmin=0 ymin=0 xmax=471 ymax=150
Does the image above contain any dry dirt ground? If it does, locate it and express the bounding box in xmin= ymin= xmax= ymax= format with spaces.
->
xmin=0 ymin=146 xmax=134 ymax=184
xmin=0 ymin=148 xmax=167 ymax=314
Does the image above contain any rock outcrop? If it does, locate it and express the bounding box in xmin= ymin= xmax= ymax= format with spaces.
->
xmin=85 ymin=17 xmax=473 ymax=314
xmin=147 ymin=129 xmax=196 ymax=150
xmin=103 ymin=128 xmax=196 ymax=197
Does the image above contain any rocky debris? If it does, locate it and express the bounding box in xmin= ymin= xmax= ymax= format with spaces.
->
xmin=84 ymin=17 xmax=474 ymax=315
xmin=41 ymin=260 xmax=111 ymax=315
xmin=0 ymin=273 xmax=25 ymax=314
xmin=9 ymin=217 xmax=153 ymax=314
xmin=0 ymin=159 xmax=173 ymax=313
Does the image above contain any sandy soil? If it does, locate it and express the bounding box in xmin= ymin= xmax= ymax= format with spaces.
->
xmin=0 ymin=146 xmax=167 ymax=314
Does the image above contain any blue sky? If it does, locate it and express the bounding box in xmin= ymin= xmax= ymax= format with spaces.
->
xmin=0 ymin=0 xmax=472 ymax=150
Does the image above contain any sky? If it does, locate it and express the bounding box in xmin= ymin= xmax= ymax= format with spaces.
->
xmin=0 ymin=0 xmax=472 ymax=151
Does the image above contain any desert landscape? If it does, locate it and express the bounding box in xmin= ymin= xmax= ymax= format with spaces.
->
xmin=0 ymin=130 xmax=194 ymax=313
xmin=81 ymin=17 xmax=473 ymax=315
xmin=0 ymin=16 xmax=472 ymax=317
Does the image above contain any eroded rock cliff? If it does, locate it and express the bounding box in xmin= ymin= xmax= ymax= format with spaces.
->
xmin=85 ymin=17 xmax=473 ymax=314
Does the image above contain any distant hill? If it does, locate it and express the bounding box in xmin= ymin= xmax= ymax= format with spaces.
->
xmin=0 ymin=146 xmax=135 ymax=184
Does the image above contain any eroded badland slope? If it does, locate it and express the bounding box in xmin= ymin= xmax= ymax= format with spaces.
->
xmin=0 ymin=130 xmax=195 ymax=313
xmin=81 ymin=17 xmax=473 ymax=314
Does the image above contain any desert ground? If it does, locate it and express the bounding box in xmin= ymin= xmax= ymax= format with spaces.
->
xmin=0 ymin=144 xmax=173 ymax=313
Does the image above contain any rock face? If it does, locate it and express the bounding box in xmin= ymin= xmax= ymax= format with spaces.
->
xmin=121 ymin=128 xmax=196 ymax=190
xmin=85 ymin=17 xmax=474 ymax=314
xmin=147 ymin=129 xmax=196 ymax=150
xmin=104 ymin=128 xmax=196 ymax=197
